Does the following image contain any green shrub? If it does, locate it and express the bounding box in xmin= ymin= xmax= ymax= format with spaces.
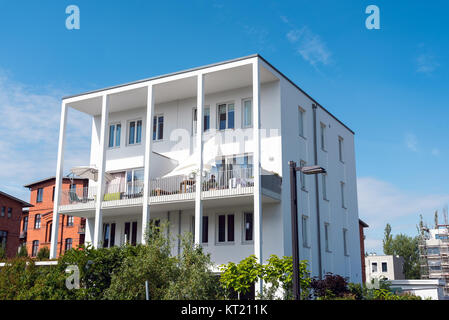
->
xmin=36 ymin=247 xmax=50 ymax=260
xmin=17 ymin=245 xmax=28 ymax=258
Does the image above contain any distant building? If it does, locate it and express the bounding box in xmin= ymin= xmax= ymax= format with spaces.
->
xmin=359 ymin=219 xmax=369 ymax=283
xmin=419 ymin=225 xmax=449 ymax=297
xmin=0 ymin=191 xmax=33 ymax=258
xmin=365 ymin=254 xmax=405 ymax=283
xmin=23 ymin=177 xmax=88 ymax=258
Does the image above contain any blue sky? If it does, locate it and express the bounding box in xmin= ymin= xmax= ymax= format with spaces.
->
xmin=0 ymin=0 xmax=448 ymax=253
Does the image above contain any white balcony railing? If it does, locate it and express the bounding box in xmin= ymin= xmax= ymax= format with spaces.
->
xmin=59 ymin=167 xmax=278 ymax=211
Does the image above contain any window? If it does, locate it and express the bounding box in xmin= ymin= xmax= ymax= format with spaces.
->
xmin=242 ymin=99 xmax=252 ymax=128
xmin=67 ymin=215 xmax=74 ymax=227
xmin=217 ymin=214 xmax=234 ymax=243
xmin=202 ymin=216 xmax=208 ymax=243
xmin=7 ymin=208 xmax=12 ymax=219
xmin=126 ymin=168 xmax=144 ymax=195
xmin=343 ymin=228 xmax=348 ymax=256
xmin=217 ymin=103 xmax=235 ymax=130
xmin=341 ymin=182 xmax=346 ymax=208
xmin=52 ymin=186 xmax=55 ymax=202
xmin=338 ymin=136 xmax=344 ymax=162
xmin=302 ymin=215 xmax=309 ymax=247
xmin=320 ymin=122 xmax=326 ymax=150
xmin=36 ymin=188 xmax=43 ymax=203
xmin=298 ymin=107 xmax=305 ymax=137
xmin=102 ymin=223 xmax=116 ymax=248
xmin=0 ymin=231 xmax=7 ymax=250
xmin=46 ymin=222 xmax=52 ymax=243
xmin=34 ymin=214 xmax=41 ymax=229
xmin=0 ymin=207 xmax=4 ymax=217
xmin=152 ymin=115 xmax=164 ymax=141
xmin=372 ymin=262 xmax=378 ymax=273
xmin=128 ymin=120 xmax=142 ymax=145
xmin=322 ymin=174 xmax=328 ymax=200
xmin=243 ymin=212 xmax=253 ymax=242
xmin=32 ymin=240 xmax=39 ymax=257
xmin=23 ymin=216 xmax=28 ymax=232
xmin=324 ymin=223 xmax=330 ymax=252
xmin=65 ymin=238 xmax=73 ymax=252
xmin=108 ymin=123 xmax=121 ymax=148
xmin=192 ymin=107 xmax=211 ymax=134
xmin=299 ymin=160 xmax=306 ymax=190
xmin=428 ymin=247 xmax=440 ymax=255
xmin=381 ymin=262 xmax=388 ymax=273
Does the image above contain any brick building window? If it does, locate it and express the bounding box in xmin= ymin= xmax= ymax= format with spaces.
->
xmin=34 ymin=214 xmax=41 ymax=229
xmin=36 ymin=188 xmax=44 ymax=203
xmin=31 ymin=240 xmax=39 ymax=257
xmin=65 ymin=238 xmax=73 ymax=252
xmin=1 ymin=207 xmax=5 ymax=217
xmin=7 ymin=208 xmax=12 ymax=219
xmin=67 ymin=215 xmax=74 ymax=227
xmin=0 ymin=231 xmax=7 ymax=250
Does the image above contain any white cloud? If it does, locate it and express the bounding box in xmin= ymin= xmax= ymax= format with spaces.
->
xmin=405 ymin=133 xmax=418 ymax=152
xmin=0 ymin=74 xmax=91 ymax=201
xmin=357 ymin=177 xmax=449 ymax=230
xmin=285 ymin=26 xmax=332 ymax=67
xmin=416 ymin=53 xmax=440 ymax=75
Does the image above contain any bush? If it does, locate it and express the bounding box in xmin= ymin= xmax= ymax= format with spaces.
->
xmin=17 ymin=245 xmax=28 ymax=258
xmin=36 ymin=247 xmax=50 ymax=261
xmin=0 ymin=247 xmax=6 ymax=261
xmin=311 ymin=273 xmax=350 ymax=299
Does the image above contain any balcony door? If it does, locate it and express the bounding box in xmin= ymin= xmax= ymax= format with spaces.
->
xmin=123 ymin=221 xmax=138 ymax=246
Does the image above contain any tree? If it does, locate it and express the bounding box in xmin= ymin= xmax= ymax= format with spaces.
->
xmin=16 ymin=245 xmax=28 ymax=258
xmin=383 ymin=224 xmax=394 ymax=255
xmin=382 ymin=223 xmax=420 ymax=279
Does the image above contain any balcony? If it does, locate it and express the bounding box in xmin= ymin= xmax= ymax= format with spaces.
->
xmin=59 ymin=167 xmax=281 ymax=214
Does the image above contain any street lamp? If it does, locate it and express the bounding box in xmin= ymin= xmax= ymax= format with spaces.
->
xmin=289 ymin=161 xmax=326 ymax=300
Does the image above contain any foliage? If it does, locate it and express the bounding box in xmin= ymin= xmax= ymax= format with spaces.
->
xmin=36 ymin=246 xmax=50 ymax=261
xmin=311 ymin=273 xmax=350 ymax=299
xmin=163 ymin=233 xmax=225 ymax=300
xmin=0 ymin=247 xmax=6 ymax=260
xmin=17 ymin=245 xmax=28 ymax=258
xmin=382 ymin=224 xmax=420 ymax=279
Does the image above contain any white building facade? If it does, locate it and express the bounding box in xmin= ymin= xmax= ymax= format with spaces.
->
xmin=50 ymin=55 xmax=362 ymax=283
xmin=365 ymin=254 xmax=405 ymax=283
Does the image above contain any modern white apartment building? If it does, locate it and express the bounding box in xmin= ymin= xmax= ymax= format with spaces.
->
xmin=49 ymin=54 xmax=362 ymax=284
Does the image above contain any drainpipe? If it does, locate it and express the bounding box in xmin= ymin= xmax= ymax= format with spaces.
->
xmin=312 ymin=104 xmax=323 ymax=279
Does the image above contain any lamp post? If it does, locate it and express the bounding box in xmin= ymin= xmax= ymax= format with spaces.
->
xmin=289 ymin=161 xmax=326 ymax=300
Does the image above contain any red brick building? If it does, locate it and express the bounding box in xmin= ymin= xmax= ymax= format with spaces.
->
xmin=359 ymin=219 xmax=369 ymax=283
xmin=0 ymin=191 xmax=33 ymax=258
xmin=23 ymin=177 xmax=88 ymax=258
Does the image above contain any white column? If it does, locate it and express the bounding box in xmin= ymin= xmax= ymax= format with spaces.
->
xmin=142 ymin=84 xmax=155 ymax=244
xmin=50 ymin=102 xmax=68 ymax=259
xmin=253 ymin=59 xmax=263 ymax=292
xmin=194 ymin=73 xmax=204 ymax=245
xmin=93 ymin=95 xmax=109 ymax=248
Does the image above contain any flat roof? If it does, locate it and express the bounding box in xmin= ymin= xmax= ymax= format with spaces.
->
xmin=0 ymin=191 xmax=33 ymax=207
xmin=63 ymin=54 xmax=354 ymax=134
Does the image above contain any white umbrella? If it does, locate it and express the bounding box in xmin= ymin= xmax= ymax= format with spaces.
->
xmin=70 ymin=166 xmax=114 ymax=183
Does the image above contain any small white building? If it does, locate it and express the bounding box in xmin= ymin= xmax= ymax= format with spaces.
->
xmin=365 ymin=254 xmax=405 ymax=283
xmin=49 ymin=54 xmax=363 ymax=286
xmin=390 ymin=279 xmax=447 ymax=300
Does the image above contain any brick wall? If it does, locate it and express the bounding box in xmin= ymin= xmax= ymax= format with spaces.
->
xmin=0 ymin=194 xmax=24 ymax=258
xmin=25 ymin=178 xmax=87 ymax=258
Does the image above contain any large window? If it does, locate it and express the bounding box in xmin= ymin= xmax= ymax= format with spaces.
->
xmin=217 ymin=103 xmax=234 ymax=130
xmin=302 ymin=215 xmax=309 ymax=247
xmin=152 ymin=115 xmax=164 ymax=141
xmin=0 ymin=231 xmax=7 ymax=250
xmin=217 ymin=214 xmax=234 ymax=243
xmin=67 ymin=215 xmax=74 ymax=227
xmin=34 ymin=214 xmax=41 ymax=229
xmin=128 ymin=119 xmax=142 ymax=145
xmin=192 ymin=107 xmax=211 ymax=134
xmin=126 ymin=168 xmax=144 ymax=195
xmin=242 ymin=99 xmax=252 ymax=128
xmin=298 ymin=107 xmax=305 ymax=137
xmin=36 ymin=188 xmax=43 ymax=203
xmin=32 ymin=240 xmax=39 ymax=257
xmin=108 ymin=123 xmax=121 ymax=148
xmin=243 ymin=212 xmax=253 ymax=242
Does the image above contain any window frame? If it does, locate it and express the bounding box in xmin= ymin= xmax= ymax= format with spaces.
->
xmin=338 ymin=136 xmax=344 ymax=163
xmin=341 ymin=181 xmax=346 ymax=209
xmin=0 ymin=207 xmax=4 ymax=217
xmin=108 ymin=122 xmax=122 ymax=149
xmin=7 ymin=208 xmax=12 ymax=219
xmin=324 ymin=223 xmax=331 ymax=252
xmin=67 ymin=215 xmax=74 ymax=227
xmin=216 ymin=213 xmax=235 ymax=244
xmin=217 ymin=101 xmax=235 ymax=131
xmin=65 ymin=238 xmax=73 ymax=252
xmin=192 ymin=106 xmax=211 ymax=135
xmin=381 ymin=262 xmax=388 ymax=273
xmin=320 ymin=122 xmax=327 ymax=151
xmin=302 ymin=215 xmax=309 ymax=248
xmin=299 ymin=160 xmax=307 ymax=191
xmin=36 ymin=188 xmax=44 ymax=203
xmin=152 ymin=114 xmax=164 ymax=141
xmin=242 ymin=211 xmax=254 ymax=244
xmin=127 ymin=118 xmax=143 ymax=146
xmin=343 ymin=228 xmax=349 ymax=256
xmin=241 ymin=98 xmax=253 ymax=129
xmin=31 ymin=240 xmax=39 ymax=257
xmin=322 ymin=173 xmax=328 ymax=201
xmin=372 ymin=262 xmax=378 ymax=273
xmin=298 ymin=107 xmax=306 ymax=138
xmin=34 ymin=214 xmax=41 ymax=229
